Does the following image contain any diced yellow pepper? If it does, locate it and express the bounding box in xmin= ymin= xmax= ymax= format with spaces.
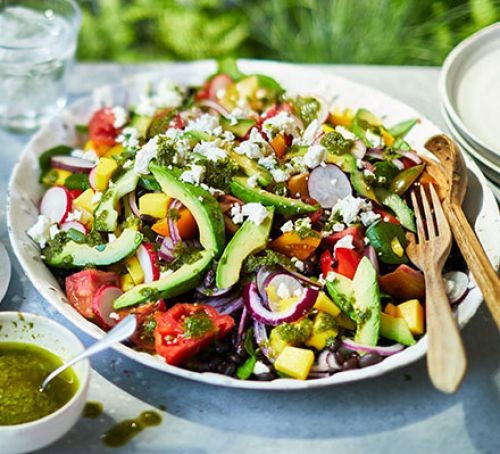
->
xmin=125 ymin=256 xmax=145 ymax=285
xmin=322 ymin=124 xmax=335 ymax=133
xmin=42 ymin=168 xmax=72 ymax=187
xmin=336 ymin=313 xmax=356 ymax=330
xmin=314 ymin=291 xmax=341 ymax=317
xmin=104 ymin=144 xmax=125 ymax=158
xmin=330 ymin=108 xmax=353 ymax=127
xmin=275 ymin=346 xmax=315 ymax=380
xmin=381 ymin=127 xmax=395 ymax=146
xmin=384 ymin=302 xmax=399 ymax=317
xmin=396 ymin=299 xmax=424 ymax=335
xmin=391 ymin=236 xmax=404 ymax=257
xmin=73 ymin=188 xmax=98 ymax=214
xmin=138 ymin=193 xmax=170 ymax=219
xmin=94 ymin=157 xmax=118 ymax=191
xmin=120 ymin=273 xmax=135 ymax=292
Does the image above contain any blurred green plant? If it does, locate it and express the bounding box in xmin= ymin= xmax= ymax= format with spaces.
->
xmin=76 ymin=0 xmax=500 ymax=65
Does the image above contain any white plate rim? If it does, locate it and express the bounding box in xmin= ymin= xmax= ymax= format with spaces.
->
xmin=7 ymin=60 xmax=500 ymax=390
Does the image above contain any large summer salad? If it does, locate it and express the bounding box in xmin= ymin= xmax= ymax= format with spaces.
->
xmin=27 ymin=61 xmax=468 ymax=381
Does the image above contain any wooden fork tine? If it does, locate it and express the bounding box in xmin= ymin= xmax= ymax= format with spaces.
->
xmin=420 ymin=184 xmax=436 ymax=239
xmin=429 ymin=184 xmax=450 ymax=237
xmin=411 ymin=189 xmax=426 ymax=243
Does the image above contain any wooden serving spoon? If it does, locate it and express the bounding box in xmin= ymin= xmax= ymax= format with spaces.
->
xmin=424 ymin=134 xmax=500 ymax=330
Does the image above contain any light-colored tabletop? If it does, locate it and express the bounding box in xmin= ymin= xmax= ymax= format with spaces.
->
xmin=0 ymin=63 xmax=499 ymax=454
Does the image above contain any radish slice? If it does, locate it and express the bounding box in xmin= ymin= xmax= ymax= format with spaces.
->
xmin=89 ymin=166 xmax=98 ymax=191
xmin=265 ymin=273 xmax=304 ymax=313
xmin=92 ymin=285 xmax=123 ymax=330
xmin=208 ymin=74 xmax=233 ymax=101
xmin=126 ymin=191 xmax=141 ymax=218
xmin=351 ymin=140 xmax=367 ymax=159
xmin=244 ymin=281 xmax=318 ymax=326
xmin=308 ymin=164 xmax=352 ymax=208
xmin=443 ymin=271 xmax=469 ymax=304
xmin=51 ymin=155 xmax=95 ymax=173
xmin=198 ymin=99 xmax=230 ymax=117
xmin=366 ymin=148 xmax=384 ymax=160
xmin=341 ymin=338 xmax=405 ymax=356
xmin=60 ymin=221 xmax=88 ymax=234
xmin=136 ymin=243 xmax=160 ymax=283
xmin=40 ymin=186 xmax=72 ymax=223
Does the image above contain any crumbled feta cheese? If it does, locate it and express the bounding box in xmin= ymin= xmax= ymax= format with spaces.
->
xmin=223 ymin=130 xmax=235 ymax=142
xmin=228 ymin=107 xmax=245 ymax=125
xmin=303 ymin=144 xmax=327 ymax=169
xmin=331 ymin=194 xmax=373 ymax=225
xmin=91 ymin=191 xmax=103 ymax=204
xmin=270 ymin=167 xmax=290 ymax=183
xmin=300 ymin=119 xmax=322 ymax=145
xmin=135 ymin=80 xmax=183 ymax=116
xmin=180 ymin=164 xmax=205 ymax=185
xmin=277 ymin=282 xmax=292 ymax=299
xmin=194 ymin=141 xmax=227 ymax=161
xmin=281 ymin=220 xmax=294 ymax=233
xmin=258 ymin=156 xmax=277 ymax=169
xmin=356 ymin=158 xmax=365 ymax=170
xmin=27 ymin=215 xmax=53 ymax=248
xmin=334 ymin=234 xmax=354 ymax=250
xmin=109 ymin=312 xmax=120 ymax=321
xmin=65 ymin=209 xmax=83 ymax=223
xmin=122 ymin=160 xmax=133 ymax=169
xmin=71 ymin=148 xmax=99 ymax=164
xmin=234 ymin=140 xmax=264 ymax=159
xmin=291 ymin=257 xmax=305 ymax=272
xmin=134 ymin=136 xmax=158 ymax=175
xmin=262 ymin=111 xmax=297 ymax=139
xmin=253 ymin=361 xmax=270 ymax=375
xmin=295 ymin=217 xmax=312 ymax=230
xmin=332 ymin=222 xmax=346 ymax=232
xmin=111 ymin=106 xmax=127 ymax=128
xmin=48 ymin=223 xmax=60 ymax=240
xmin=230 ymin=204 xmax=244 ymax=224
xmin=241 ymin=203 xmax=269 ymax=225
xmin=325 ymin=272 xmax=336 ymax=283
xmin=249 ymin=127 xmax=267 ymax=144
xmin=366 ymin=130 xmax=382 ymax=148
xmin=185 ymin=114 xmax=220 ymax=135
xmin=335 ymin=125 xmax=357 ymax=141
xmin=116 ymin=127 xmax=140 ymax=150
xmin=247 ymin=174 xmax=259 ymax=188
xmin=360 ymin=210 xmax=381 ymax=227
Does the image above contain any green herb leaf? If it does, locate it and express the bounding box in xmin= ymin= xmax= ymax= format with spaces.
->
xmin=236 ymin=355 xmax=257 ymax=380
xmin=387 ymin=119 xmax=417 ymax=139
xmin=244 ymin=328 xmax=255 ymax=356
xmin=64 ymin=173 xmax=90 ymax=191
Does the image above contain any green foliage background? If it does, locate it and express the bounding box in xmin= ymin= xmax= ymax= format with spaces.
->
xmin=76 ymin=0 xmax=499 ymax=65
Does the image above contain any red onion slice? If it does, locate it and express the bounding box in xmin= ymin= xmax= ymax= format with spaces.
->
xmin=401 ymin=150 xmax=422 ymax=164
xmin=158 ymin=236 xmax=175 ymax=262
xmin=351 ymin=140 xmax=367 ymax=159
xmin=167 ymin=199 xmax=182 ymax=245
xmin=366 ymin=148 xmax=384 ymax=160
xmin=198 ymin=99 xmax=230 ymax=117
xmin=219 ymin=296 xmax=244 ymax=315
xmin=244 ymin=281 xmax=318 ymax=326
xmin=253 ymin=320 xmax=271 ymax=361
xmin=279 ymin=265 xmax=323 ymax=288
xmin=392 ymin=158 xmax=405 ymax=170
xmin=311 ymin=350 xmax=341 ymax=373
xmin=341 ymin=338 xmax=404 ymax=356
xmin=237 ymin=305 xmax=248 ymax=342
xmin=443 ymin=271 xmax=469 ymax=304
xmin=126 ymin=191 xmax=141 ymax=218
xmin=51 ymin=155 xmax=96 ymax=173
xmin=308 ymin=164 xmax=352 ymax=208
xmin=363 ymin=245 xmax=379 ymax=274
xmin=264 ymin=273 xmax=304 ymax=313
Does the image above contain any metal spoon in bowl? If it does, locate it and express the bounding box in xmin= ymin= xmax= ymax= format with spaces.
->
xmin=40 ymin=314 xmax=137 ymax=392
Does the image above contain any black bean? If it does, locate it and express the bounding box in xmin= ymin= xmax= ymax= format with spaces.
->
xmin=223 ymin=363 xmax=237 ymax=376
xmin=341 ymin=357 xmax=359 ymax=371
xmin=254 ymin=372 xmax=276 ymax=381
xmin=235 ymin=344 xmax=246 ymax=357
xmin=217 ymin=361 xmax=229 ymax=374
xmin=195 ymin=362 xmax=211 ymax=373
xmin=140 ymin=214 xmax=156 ymax=225
xmin=328 ymin=339 xmax=342 ymax=352
xmin=334 ymin=351 xmax=345 ymax=364
xmin=338 ymin=347 xmax=354 ymax=357
xmin=358 ymin=353 xmax=384 ymax=368
xmin=228 ymin=353 xmax=244 ymax=365
xmin=208 ymin=358 xmax=223 ymax=370
xmin=214 ymin=343 xmax=231 ymax=355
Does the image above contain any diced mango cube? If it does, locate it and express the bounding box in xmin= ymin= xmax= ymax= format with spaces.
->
xmin=42 ymin=168 xmax=72 ymax=187
xmin=103 ymin=144 xmax=125 ymax=158
xmin=94 ymin=158 xmax=118 ymax=191
xmin=396 ymin=299 xmax=424 ymax=335
xmin=306 ymin=331 xmax=337 ymax=350
xmin=330 ymin=108 xmax=353 ymax=127
xmin=120 ymin=273 xmax=135 ymax=292
xmin=384 ymin=302 xmax=399 ymax=317
xmin=125 ymin=256 xmax=145 ymax=285
xmin=275 ymin=346 xmax=314 ymax=380
xmin=139 ymin=193 xmax=170 ymax=219
xmin=314 ymin=291 xmax=341 ymax=317
xmin=306 ymin=311 xmax=338 ymax=350
xmin=381 ymin=127 xmax=395 ymax=146
xmin=73 ymin=188 xmax=98 ymax=214
xmin=321 ymin=124 xmax=335 ymax=133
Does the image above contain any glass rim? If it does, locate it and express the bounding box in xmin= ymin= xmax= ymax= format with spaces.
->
xmin=0 ymin=0 xmax=82 ymax=52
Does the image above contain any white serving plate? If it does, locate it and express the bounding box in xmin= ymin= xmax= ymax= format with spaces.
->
xmin=439 ymin=22 xmax=500 ymax=161
xmin=7 ymin=60 xmax=500 ymax=390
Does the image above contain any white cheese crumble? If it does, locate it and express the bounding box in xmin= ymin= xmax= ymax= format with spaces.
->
xmin=185 ymin=113 xmax=221 ymax=135
xmin=253 ymin=361 xmax=270 ymax=375
xmin=249 ymin=127 xmax=267 ymax=144
xmin=303 ymin=144 xmax=327 ymax=169
xmin=334 ymin=234 xmax=354 ymax=250
xmin=262 ymin=111 xmax=296 ymax=139
xmin=49 ymin=224 xmax=60 ymax=240
xmin=300 ymin=119 xmax=322 ymax=145
xmin=180 ymin=164 xmax=205 ymax=185
xmin=134 ymin=136 xmax=159 ymax=175
xmin=223 ymin=130 xmax=235 ymax=142
xmin=65 ymin=209 xmax=83 ymax=223
xmin=109 ymin=312 xmax=120 ymax=321
xmin=242 ymin=203 xmax=269 ymax=225
xmin=194 ymin=140 xmax=227 ymax=161
xmin=230 ymin=204 xmax=244 ymax=224
xmin=331 ymin=194 xmax=375 ymax=226
xmin=228 ymin=107 xmax=245 ymax=125
xmin=360 ymin=210 xmax=381 ymax=227
xmin=116 ymin=126 xmax=140 ymax=150
xmin=366 ymin=130 xmax=382 ymax=148
xmin=280 ymin=220 xmax=294 ymax=233
xmin=291 ymin=257 xmax=305 ymax=272
xmin=270 ymin=167 xmax=290 ymax=183
xmin=234 ymin=140 xmax=264 ymax=159
xmin=135 ymin=80 xmax=183 ymax=116
xmin=111 ymin=106 xmax=127 ymax=128
xmin=91 ymin=191 xmax=103 ymax=204
xmin=277 ymin=282 xmax=292 ymax=299
xmin=335 ymin=125 xmax=357 ymax=141
xmin=27 ymin=214 xmax=53 ymax=248
xmin=71 ymin=148 xmax=99 ymax=164
xmin=247 ymin=174 xmax=259 ymax=188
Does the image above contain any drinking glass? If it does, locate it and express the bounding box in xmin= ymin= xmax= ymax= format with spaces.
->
xmin=0 ymin=0 xmax=81 ymax=131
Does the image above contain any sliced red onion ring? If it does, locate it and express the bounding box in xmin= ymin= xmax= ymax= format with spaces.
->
xmin=392 ymin=158 xmax=405 ymax=170
xmin=400 ymin=150 xmax=422 ymax=164
xmin=351 ymin=140 xmax=367 ymax=159
xmin=366 ymin=148 xmax=384 ymax=160
xmin=168 ymin=199 xmax=182 ymax=245
xmin=237 ymin=305 xmax=248 ymax=342
xmin=308 ymin=164 xmax=352 ymax=208
xmin=363 ymin=245 xmax=379 ymax=274
xmin=205 ymin=294 xmax=241 ymax=311
xmin=244 ymin=281 xmax=318 ymax=326
xmin=253 ymin=320 xmax=271 ymax=361
xmin=127 ymin=191 xmax=141 ymax=218
xmin=198 ymin=99 xmax=230 ymax=117
xmin=280 ymin=265 xmax=323 ymax=288
xmin=256 ymin=267 xmax=276 ymax=305
xmin=311 ymin=349 xmax=341 ymax=373
xmin=308 ymin=372 xmax=331 ymax=379
xmin=264 ymin=273 xmax=304 ymax=313
xmin=341 ymin=338 xmax=404 ymax=356
xmin=158 ymin=236 xmax=175 ymax=262
xmin=443 ymin=271 xmax=469 ymax=304
xmin=219 ymin=296 xmax=244 ymax=315
xmin=51 ymin=155 xmax=95 ymax=173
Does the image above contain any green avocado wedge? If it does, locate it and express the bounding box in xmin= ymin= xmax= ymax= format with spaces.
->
xmin=227 ymin=150 xmax=272 ymax=187
xmin=113 ymin=249 xmax=214 ymax=309
xmin=94 ymin=170 xmax=140 ymax=232
xmin=216 ymin=206 xmax=274 ymax=289
xmin=230 ymin=176 xmax=318 ymax=216
xmin=44 ymin=228 xmax=142 ymax=268
xmin=149 ymin=163 xmax=225 ymax=257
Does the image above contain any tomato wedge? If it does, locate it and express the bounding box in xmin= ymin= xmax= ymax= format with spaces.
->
xmin=88 ymin=107 xmax=120 ymax=148
xmin=154 ymin=304 xmax=235 ymax=366
xmin=270 ymin=231 xmax=321 ymax=261
xmin=323 ymin=226 xmax=365 ymax=251
xmin=334 ymin=248 xmax=362 ymax=279
xmin=373 ymin=206 xmax=400 ymax=225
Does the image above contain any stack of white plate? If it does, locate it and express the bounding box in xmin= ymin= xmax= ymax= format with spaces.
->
xmin=439 ymin=22 xmax=500 ymax=202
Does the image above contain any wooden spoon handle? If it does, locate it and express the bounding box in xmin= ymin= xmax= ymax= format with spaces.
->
xmin=424 ymin=265 xmax=467 ymax=393
xmin=444 ymin=203 xmax=500 ymax=330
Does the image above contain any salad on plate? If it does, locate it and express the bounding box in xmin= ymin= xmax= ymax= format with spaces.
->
xmin=27 ymin=60 xmax=469 ymax=381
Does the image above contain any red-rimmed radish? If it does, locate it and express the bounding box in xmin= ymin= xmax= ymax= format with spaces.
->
xmin=89 ymin=166 xmax=98 ymax=191
xmin=51 ymin=155 xmax=95 ymax=173
xmin=443 ymin=271 xmax=469 ymax=304
xmin=208 ymin=74 xmax=233 ymax=101
xmin=92 ymin=285 xmax=123 ymax=330
xmin=60 ymin=221 xmax=88 ymax=234
xmin=308 ymin=164 xmax=352 ymax=208
xmin=40 ymin=186 xmax=72 ymax=223
xmin=136 ymin=243 xmax=160 ymax=283
xmin=244 ymin=281 xmax=318 ymax=326
xmin=351 ymin=140 xmax=367 ymax=159
xmin=341 ymin=338 xmax=404 ymax=356
xmin=198 ymin=99 xmax=230 ymax=117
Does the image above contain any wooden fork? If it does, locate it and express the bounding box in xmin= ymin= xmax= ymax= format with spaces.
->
xmin=406 ymin=183 xmax=467 ymax=393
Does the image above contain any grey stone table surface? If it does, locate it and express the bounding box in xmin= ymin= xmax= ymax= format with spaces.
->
xmin=0 ymin=63 xmax=499 ymax=454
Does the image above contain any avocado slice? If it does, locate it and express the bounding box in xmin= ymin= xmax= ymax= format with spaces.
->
xmin=220 ymin=116 xmax=256 ymax=138
xmin=352 ymin=257 xmax=381 ymax=346
xmin=130 ymin=114 xmax=152 ymax=139
xmin=113 ymin=249 xmax=214 ymax=309
xmin=230 ymin=176 xmax=318 ymax=216
xmin=44 ymin=228 xmax=142 ymax=268
xmin=216 ymin=206 xmax=274 ymax=289
xmin=149 ymin=163 xmax=225 ymax=256
xmin=94 ymin=170 xmax=140 ymax=232
xmin=380 ymin=313 xmax=416 ymax=346
xmin=350 ymin=170 xmax=378 ymax=202
xmin=227 ymin=150 xmax=272 ymax=187
xmin=374 ymin=187 xmax=416 ymax=232
xmin=325 ymin=274 xmax=357 ymax=321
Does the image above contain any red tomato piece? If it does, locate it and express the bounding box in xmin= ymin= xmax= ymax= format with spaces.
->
xmin=401 ymin=157 xmax=417 ymax=169
xmin=320 ymin=250 xmax=334 ymax=277
xmin=323 ymin=226 xmax=365 ymax=251
xmin=88 ymin=107 xmax=120 ymax=147
xmin=65 ymin=269 xmax=120 ymax=319
xmin=373 ymin=206 xmax=400 ymax=225
xmin=333 ymin=248 xmax=362 ymax=279
xmin=208 ymin=74 xmax=233 ymax=101
xmin=154 ymin=304 xmax=235 ymax=366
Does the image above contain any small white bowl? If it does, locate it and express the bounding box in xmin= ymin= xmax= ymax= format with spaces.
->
xmin=0 ymin=312 xmax=90 ymax=454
